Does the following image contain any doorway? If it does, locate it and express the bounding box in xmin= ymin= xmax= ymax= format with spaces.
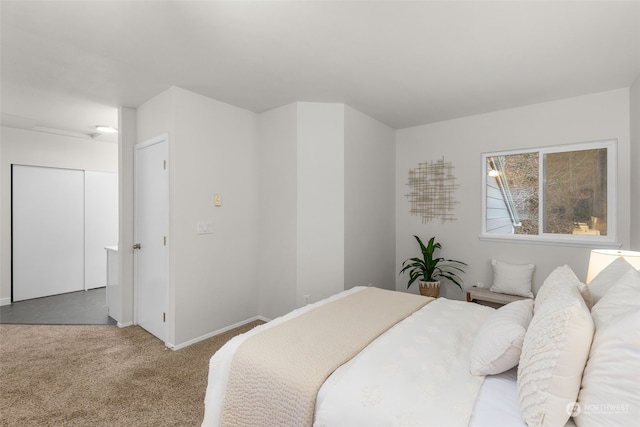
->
xmin=7 ymin=164 xmax=118 ymax=324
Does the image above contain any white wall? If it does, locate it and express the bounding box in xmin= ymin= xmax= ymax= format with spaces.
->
xmin=173 ymin=88 xmax=259 ymax=346
xmin=0 ymin=135 xmax=2 ymax=301
xmin=257 ymin=103 xmax=298 ymax=319
xmin=297 ymin=103 xmax=345 ymax=306
xmin=257 ymin=102 xmax=395 ymax=319
xmin=396 ymin=89 xmax=632 ymax=299
xmin=630 ymin=75 xmax=640 ymax=251
xmin=0 ymin=127 xmax=117 ymax=305
xmin=344 ymin=105 xmax=396 ymax=290
xmin=136 ymin=87 xmax=259 ymax=348
xmin=117 ymin=106 xmax=136 ymax=326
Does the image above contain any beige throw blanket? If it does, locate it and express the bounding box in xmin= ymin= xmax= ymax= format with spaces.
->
xmin=220 ymin=287 xmax=432 ymax=427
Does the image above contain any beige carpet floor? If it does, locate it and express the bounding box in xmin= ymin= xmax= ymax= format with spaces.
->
xmin=0 ymin=321 xmax=263 ymax=427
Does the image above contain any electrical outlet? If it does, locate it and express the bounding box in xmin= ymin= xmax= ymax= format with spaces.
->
xmin=214 ymin=194 xmax=222 ymax=206
xmin=303 ymin=295 xmax=310 ymax=305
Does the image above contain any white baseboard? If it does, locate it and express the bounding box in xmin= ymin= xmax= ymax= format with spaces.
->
xmin=117 ymin=321 xmax=133 ymax=328
xmin=171 ymin=316 xmax=266 ymax=351
xmin=0 ymin=297 xmax=11 ymax=306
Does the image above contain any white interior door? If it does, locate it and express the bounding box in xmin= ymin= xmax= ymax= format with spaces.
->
xmin=12 ymin=165 xmax=84 ymax=301
xmin=134 ymin=135 xmax=169 ymax=342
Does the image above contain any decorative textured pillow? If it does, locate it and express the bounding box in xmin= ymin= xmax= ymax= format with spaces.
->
xmin=576 ymin=282 xmax=594 ymax=310
xmin=575 ymin=297 xmax=640 ymax=427
xmin=535 ymin=265 xmax=579 ymax=306
xmin=517 ymin=281 xmax=594 ymax=427
xmin=469 ymin=299 xmax=534 ymax=376
xmin=587 ymin=257 xmax=635 ymax=305
xmin=535 ymin=264 xmax=593 ymax=309
xmin=490 ymin=259 xmax=535 ymax=298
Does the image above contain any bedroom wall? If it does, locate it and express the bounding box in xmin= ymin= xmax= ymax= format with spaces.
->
xmin=117 ymin=106 xmax=136 ymax=326
xmin=344 ymin=106 xmax=396 ymax=290
xmin=256 ymin=102 xmax=347 ymax=318
xmin=630 ymin=75 xmax=640 ymax=251
xmin=257 ymin=102 xmax=395 ymax=319
xmin=257 ymin=103 xmax=298 ymax=319
xmin=0 ymin=139 xmax=2 ymax=301
xmin=0 ymin=127 xmax=118 ymax=305
xmin=173 ymin=88 xmax=259 ymax=347
xmin=396 ymin=88 xmax=632 ymax=299
xmin=136 ymin=86 xmax=259 ymax=348
xmin=297 ymin=103 xmax=345 ymax=306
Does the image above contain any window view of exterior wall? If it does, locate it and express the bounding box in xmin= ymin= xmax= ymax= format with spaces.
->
xmin=486 ymin=145 xmax=609 ymax=238
xmin=544 ymin=148 xmax=607 ymax=236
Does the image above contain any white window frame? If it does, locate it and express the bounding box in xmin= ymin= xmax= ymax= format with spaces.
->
xmin=480 ymin=139 xmax=619 ymax=248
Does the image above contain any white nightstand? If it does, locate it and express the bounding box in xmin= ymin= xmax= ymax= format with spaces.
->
xmin=466 ymin=286 xmax=531 ymax=308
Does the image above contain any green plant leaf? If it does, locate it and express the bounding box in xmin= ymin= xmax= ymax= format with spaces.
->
xmin=399 ymin=235 xmax=466 ymax=290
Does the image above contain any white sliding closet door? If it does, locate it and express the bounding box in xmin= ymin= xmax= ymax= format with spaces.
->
xmin=12 ymin=165 xmax=85 ymax=301
xmin=84 ymin=171 xmax=118 ymax=290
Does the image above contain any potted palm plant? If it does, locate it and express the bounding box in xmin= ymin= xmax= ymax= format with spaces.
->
xmin=399 ymin=235 xmax=467 ymax=298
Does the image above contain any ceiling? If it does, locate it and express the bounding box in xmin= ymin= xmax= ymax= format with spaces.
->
xmin=1 ymin=1 xmax=639 ymax=143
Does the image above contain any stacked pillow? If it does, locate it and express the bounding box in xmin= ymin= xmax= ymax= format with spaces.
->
xmin=469 ymin=299 xmax=534 ymax=376
xmin=468 ymin=259 xmax=638 ymax=427
xmin=586 ymin=256 xmax=637 ymax=304
xmin=574 ymin=262 xmax=640 ymax=427
xmin=517 ymin=265 xmax=594 ymax=427
xmin=535 ymin=264 xmax=593 ymax=309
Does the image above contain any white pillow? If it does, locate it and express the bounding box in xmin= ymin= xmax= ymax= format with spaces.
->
xmin=536 ymin=264 xmax=593 ymax=310
xmin=469 ymin=299 xmax=534 ymax=376
xmin=575 ymin=271 xmax=640 ymax=427
xmin=517 ymin=280 xmax=594 ymax=427
xmin=576 ymin=282 xmax=594 ymax=310
xmin=535 ymin=265 xmax=579 ymax=306
xmin=591 ymin=268 xmax=640 ymax=327
xmin=490 ymin=259 xmax=535 ymax=298
xmin=587 ymin=256 xmax=635 ymax=305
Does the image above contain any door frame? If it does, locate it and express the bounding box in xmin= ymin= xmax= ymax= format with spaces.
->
xmin=133 ymin=133 xmax=170 ymax=346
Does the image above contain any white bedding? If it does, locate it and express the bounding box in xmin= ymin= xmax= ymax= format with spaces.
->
xmin=470 ymin=367 xmax=527 ymax=427
xmin=202 ymin=287 xmax=531 ymax=427
xmin=470 ymin=367 xmax=576 ymax=427
xmin=315 ymin=297 xmax=492 ymax=426
xmin=202 ymin=287 xmax=367 ymax=427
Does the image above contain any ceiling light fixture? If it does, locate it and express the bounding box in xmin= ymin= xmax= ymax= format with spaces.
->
xmin=95 ymin=125 xmax=118 ymax=134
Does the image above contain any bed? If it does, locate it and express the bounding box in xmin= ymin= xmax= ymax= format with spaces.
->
xmin=202 ymin=260 xmax=639 ymax=427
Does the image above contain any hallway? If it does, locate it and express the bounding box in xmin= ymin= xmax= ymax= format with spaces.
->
xmin=0 ymin=287 xmax=115 ymax=325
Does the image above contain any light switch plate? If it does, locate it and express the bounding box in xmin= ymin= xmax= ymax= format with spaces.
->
xmin=214 ymin=194 xmax=222 ymax=206
xmin=196 ymin=221 xmax=213 ymax=234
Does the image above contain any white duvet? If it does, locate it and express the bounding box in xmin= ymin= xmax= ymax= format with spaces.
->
xmin=315 ymin=297 xmax=493 ymax=426
xmin=202 ymin=287 xmax=494 ymax=427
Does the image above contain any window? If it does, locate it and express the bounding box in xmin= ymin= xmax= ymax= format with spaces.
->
xmin=481 ymin=139 xmax=617 ymax=247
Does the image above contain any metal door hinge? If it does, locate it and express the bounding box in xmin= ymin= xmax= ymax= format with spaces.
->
xmin=163 ymin=312 xmax=166 ymax=322
xmin=163 ymin=160 xmax=167 ymax=170
xmin=163 ymin=236 xmax=166 ymax=246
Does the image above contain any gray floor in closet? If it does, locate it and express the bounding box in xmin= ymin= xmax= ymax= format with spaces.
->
xmin=0 ymin=287 xmax=116 ymax=325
